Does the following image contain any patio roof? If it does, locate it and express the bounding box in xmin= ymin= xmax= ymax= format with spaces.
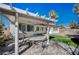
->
xmin=0 ymin=4 xmax=54 ymax=23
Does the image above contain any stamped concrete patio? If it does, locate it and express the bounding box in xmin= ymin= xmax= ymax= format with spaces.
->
xmin=22 ymin=40 xmax=70 ymax=55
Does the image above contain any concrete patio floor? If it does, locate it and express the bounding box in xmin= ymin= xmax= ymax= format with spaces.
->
xmin=22 ymin=40 xmax=69 ymax=55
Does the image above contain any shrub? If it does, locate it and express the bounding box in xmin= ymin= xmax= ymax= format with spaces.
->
xmin=0 ymin=25 xmax=5 ymax=46
xmin=50 ymin=35 xmax=77 ymax=47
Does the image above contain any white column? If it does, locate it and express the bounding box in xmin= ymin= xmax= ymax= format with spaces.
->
xmin=47 ymin=24 xmax=50 ymax=45
xmin=15 ymin=13 xmax=19 ymax=55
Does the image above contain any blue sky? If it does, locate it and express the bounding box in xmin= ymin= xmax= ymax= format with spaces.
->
xmin=1 ymin=15 xmax=10 ymax=28
xmin=3 ymin=3 xmax=79 ymax=27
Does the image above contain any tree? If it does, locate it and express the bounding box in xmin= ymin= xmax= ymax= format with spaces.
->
xmin=0 ymin=25 xmax=5 ymax=46
xmin=70 ymin=21 xmax=76 ymax=29
xmin=73 ymin=3 xmax=79 ymax=27
xmin=49 ymin=10 xmax=58 ymax=19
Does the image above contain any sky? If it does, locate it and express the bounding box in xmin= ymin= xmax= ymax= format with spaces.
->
xmin=2 ymin=3 xmax=79 ymax=27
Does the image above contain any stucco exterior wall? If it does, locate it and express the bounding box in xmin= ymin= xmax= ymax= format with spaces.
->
xmin=3 ymin=12 xmax=51 ymax=37
xmin=9 ymin=16 xmax=47 ymax=37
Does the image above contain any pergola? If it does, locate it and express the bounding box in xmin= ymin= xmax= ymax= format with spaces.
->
xmin=0 ymin=4 xmax=54 ymax=55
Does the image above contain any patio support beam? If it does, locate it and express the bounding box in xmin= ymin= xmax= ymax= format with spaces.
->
xmin=15 ymin=12 xmax=19 ymax=55
xmin=47 ymin=23 xmax=50 ymax=45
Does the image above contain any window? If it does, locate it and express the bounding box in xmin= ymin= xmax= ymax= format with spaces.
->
xmin=27 ymin=25 xmax=34 ymax=31
xmin=22 ymin=24 xmax=26 ymax=32
xmin=36 ymin=27 xmax=39 ymax=31
xmin=19 ymin=23 xmax=22 ymax=31
xmin=19 ymin=23 xmax=26 ymax=32
xmin=41 ymin=27 xmax=44 ymax=31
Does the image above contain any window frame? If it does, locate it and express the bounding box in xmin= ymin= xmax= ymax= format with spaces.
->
xmin=27 ymin=24 xmax=34 ymax=32
xmin=19 ymin=23 xmax=26 ymax=32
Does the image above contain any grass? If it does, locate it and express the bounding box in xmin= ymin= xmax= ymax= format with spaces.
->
xmin=50 ymin=34 xmax=77 ymax=48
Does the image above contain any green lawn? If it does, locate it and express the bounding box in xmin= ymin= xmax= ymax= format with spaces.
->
xmin=50 ymin=34 xmax=77 ymax=48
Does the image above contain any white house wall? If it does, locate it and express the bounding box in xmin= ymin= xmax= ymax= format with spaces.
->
xmin=3 ymin=12 xmax=48 ymax=38
xmin=18 ymin=16 xmax=47 ymax=25
xmin=3 ymin=12 xmax=50 ymax=37
xmin=18 ymin=16 xmax=47 ymax=36
xmin=8 ymin=15 xmax=47 ymax=37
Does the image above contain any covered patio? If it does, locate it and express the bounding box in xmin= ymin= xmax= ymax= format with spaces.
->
xmin=0 ymin=4 xmax=54 ymax=55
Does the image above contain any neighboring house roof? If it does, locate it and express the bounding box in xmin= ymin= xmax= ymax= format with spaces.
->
xmin=0 ymin=3 xmax=55 ymax=23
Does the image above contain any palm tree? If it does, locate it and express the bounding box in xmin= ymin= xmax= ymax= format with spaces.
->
xmin=49 ymin=10 xmax=58 ymax=19
xmin=73 ymin=3 xmax=79 ymax=28
xmin=49 ymin=10 xmax=58 ymax=29
xmin=46 ymin=10 xmax=58 ymax=45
